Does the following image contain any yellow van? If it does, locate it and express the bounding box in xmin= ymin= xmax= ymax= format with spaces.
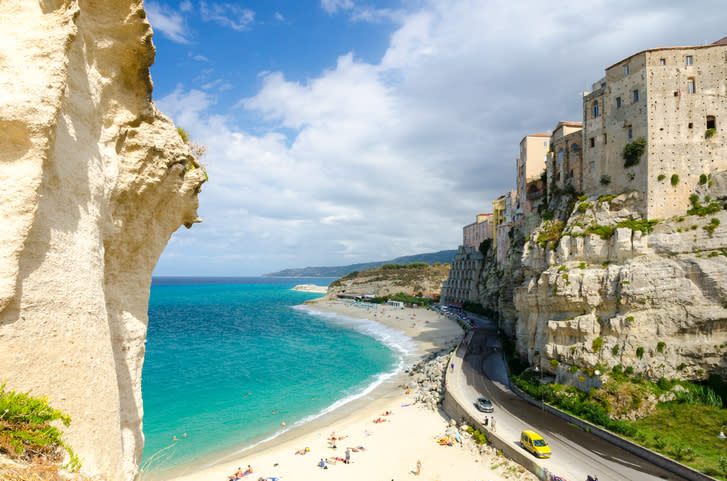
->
xmin=520 ymin=430 xmax=551 ymax=458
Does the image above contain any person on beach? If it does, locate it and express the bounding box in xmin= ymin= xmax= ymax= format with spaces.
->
xmin=491 ymin=416 xmax=496 ymax=431
xmin=318 ymin=458 xmax=327 ymax=469
xmin=244 ymin=465 xmax=253 ymax=475
xmin=415 ymin=459 xmax=422 ymax=476
xmin=345 ymin=448 xmax=351 ymax=464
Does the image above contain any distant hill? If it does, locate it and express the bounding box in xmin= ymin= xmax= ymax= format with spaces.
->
xmin=263 ymin=250 xmax=457 ymax=278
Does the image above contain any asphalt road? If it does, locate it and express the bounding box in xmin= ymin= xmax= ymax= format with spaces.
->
xmin=458 ymin=315 xmax=690 ymax=481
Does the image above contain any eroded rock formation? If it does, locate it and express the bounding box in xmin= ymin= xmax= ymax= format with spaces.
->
xmin=475 ymin=192 xmax=727 ymax=382
xmin=0 ymin=2 xmax=204 ymax=479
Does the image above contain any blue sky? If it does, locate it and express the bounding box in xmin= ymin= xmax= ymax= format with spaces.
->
xmin=146 ymin=0 xmax=726 ymax=276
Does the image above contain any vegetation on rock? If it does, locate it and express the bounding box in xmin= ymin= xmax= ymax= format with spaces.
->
xmin=0 ymin=384 xmax=79 ymax=471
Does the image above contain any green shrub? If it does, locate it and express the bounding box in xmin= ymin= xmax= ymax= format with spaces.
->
xmin=671 ymin=174 xmax=679 ymax=186
xmin=592 ymin=337 xmax=603 ymax=352
xmin=570 ymin=365 xmax=578 ymax=373
xmin=625 ymin=366 xmax=634 ymax=375
xmin=636 ymin=347 xmax=645 ymax=359
xmin=612 ymin=345 xmax=619 ymax=355
xmin=577 ymin=202 xmax=593 ymax=213
xmin=550 ymin=358 xmax=560 ymax=369
xmin=0 ymin=383 xmax=80 ymax=469
xmin=612 ymin=364 xmax=623 ymax=374
xmin=687 ymin=195 xmax=722 ymax=216
xmin=578 ymin=262 xmax=587 ymax=269
xmin=600 ymin=174 xmax=612 ymax=186
xmin=622 ymin=137 xmax=647 ymax=168
xmin=542 ymin=210 xmax=555 ymax=221
xmin=657 ymin=341 xmax=666 ymax=353
xmin=657 ymin=174 xmax=666 ymax=181
xmin=558 ymin=265 xmax=567 ymax=272
xmin=704 ymin=218 xmax=720 ymax=237
xmin=597 ymin=194 xmax=615 ymax=203
xmin=177 ymin=126 xmax=189 ymax=143
xmin=700 ymin=174 xmax=709 ymax=185
xmin=536 ymin=220 xmax=565 ymax=249
xmin=705 ymin=128 xmax=716 ymax=139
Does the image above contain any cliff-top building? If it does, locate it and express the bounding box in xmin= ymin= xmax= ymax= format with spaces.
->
xmin=547 ymin=121 xmax=583 ymax=193
xmin=580 ymin=39 xmax=727 ymax=219
xmin=516 ymin=133 xmax=550 ymax=216
xmin=462 ymin=213 xmax=493 ymax=248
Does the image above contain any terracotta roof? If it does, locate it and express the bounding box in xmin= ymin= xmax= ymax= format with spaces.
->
xmin=556 ymin=121 xmax=582 ymax=127
xmin=714 ymin=36 xmax=727 ymax=45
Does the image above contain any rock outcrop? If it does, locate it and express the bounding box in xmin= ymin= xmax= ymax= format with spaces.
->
xmin=475 ymin=192 xmax=727 ymax=382
xmin=324 ymin=263 xmax=450 ymax=300
xmin=0 ymin=2 xmax=204 ymax=480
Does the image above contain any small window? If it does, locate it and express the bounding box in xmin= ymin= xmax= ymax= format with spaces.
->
xmin=686 ymin=55 xmax=693 ymax=66
xmin=558 ymin=149 xmax=564 ymax=163
xmin=590 ymin=137 xmax=595 ymax=148
xmin=687 ymin=78 xmax=696 ymax=94
xmin=624 ymin=64 xmax=629 ymax=75
xmin=688 ymin=122 xmax=694 ymax=129
xmin=603 ymin=133 xmax=607 ymax=144
xmin=571 ymin=143 xmax=579 ymax=152
xmin=616 ymin=97 xmax=622 ymax=108
xmin=633 ymin=89 xmax=639 ymax=102
xmin=543 ymin=140 xmax=547 ymax=147
xmin=659 ymin=58 xmax=666 ymax=65
xmin=707 ymin=116 xmax=716 ymax=129
xmin=601 ymin=82 xmax=606 ymax=89
xmin=674 ymin=91 xmax=679 ymax=97
xmin=628 ymin=128 xmax=633 ymax=140
xmin=593 ymin=101 xmax=599 ymax=118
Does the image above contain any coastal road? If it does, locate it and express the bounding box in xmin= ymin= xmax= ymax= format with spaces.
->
xmin=455 ymin=316 xmax=689 ymax=481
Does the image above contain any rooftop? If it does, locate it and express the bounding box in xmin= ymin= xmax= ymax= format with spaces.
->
xmin=606 ymin=39 xmax=727 ymax=71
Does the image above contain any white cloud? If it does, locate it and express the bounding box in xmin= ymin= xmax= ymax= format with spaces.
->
xmin=146 ymin=1 xmax=190 ymax=44
xmin=180 ymin=0 xmax=193 ymax=12
xmin=274 ymin=11 xmax=284 ymax=22
xmin=154 ymin=0 xmax=727 ymax=275
xmin=191 ymin=53 xmax=209 ymax=62
xmin=320 ymin=0 xmax=354 ymax=14
xmin=200 ymin=2 xmax=255 ymax=31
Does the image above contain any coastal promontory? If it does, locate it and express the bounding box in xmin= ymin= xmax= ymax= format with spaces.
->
xmin=0 ymin=2 xmax=204 ymax=480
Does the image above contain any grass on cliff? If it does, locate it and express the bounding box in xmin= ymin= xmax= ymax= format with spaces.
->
xmin=511 ymin=370 xmax=727 ymax=479
xmin=329 ymin=262 xmax=450 ymax=288
xmin=0 ymin=384 xmax=79 ymax=471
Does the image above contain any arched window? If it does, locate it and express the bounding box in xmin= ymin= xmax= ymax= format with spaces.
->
xmin=593 ymin=101 xmax=599 ymax=118
xmin=557 ymin=149 xmax=564 ymax=163
xmin=571 ymin=143 xmax=579 ymax=152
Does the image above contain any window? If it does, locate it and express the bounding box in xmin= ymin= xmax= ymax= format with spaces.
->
xmin=707 ymin=116 xmax=716 ymax=129
xmin=571 ymin=143 xmax=579 ymax=152
xmin=616 ymin=97 xmax=622 ymax=108
xmin=689 ymin=122 xmax=694 ymax=129
xmin=590 ymin=137 xmax=595 ymax=148
xmin=659 ymin=58 xmax=666 ymax=65
xmin=687 ymin=78 xmax=696 ymax=94
xmin=628 ymin=128 xmax=633 ymax=140
xmin=603 ymin=133 xmax=607 ymax=144
xmin=593 ymin=101 xmax=599 ymax=118
xmin=633 ymin=89 xmax=639 ymax=102
xmin=686 ymin=55 xmax=693 ymax=66
xmin=624 ymin=64 xmax=629 ymax=75
xmin=558 ymin=149 xmax=564 ymax=163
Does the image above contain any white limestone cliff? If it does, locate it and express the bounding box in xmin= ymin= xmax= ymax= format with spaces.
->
xmin=0 ymin=2 xmax=204 ymax=480
xmin=476 ymin=193 xmax=727 ymax=382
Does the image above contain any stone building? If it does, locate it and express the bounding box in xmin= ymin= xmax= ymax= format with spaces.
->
xmin=547 ymin=121 xmax=583 ymax=192
xmin=439 ymin=245 xmax=484 ymax=306
xmin=580 ymin=39 xmax=727 ymax=219
xmin=516 ymin=133 xmax=551 ymax=216
xmin=462 ymin=213 xmax=493 ymax=248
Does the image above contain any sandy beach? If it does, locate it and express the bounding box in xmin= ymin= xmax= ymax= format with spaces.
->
xmin=167 ymin=301 xmax=534 ymax=481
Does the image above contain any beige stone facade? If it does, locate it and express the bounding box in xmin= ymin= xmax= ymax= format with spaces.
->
xmin=517 ymin=134 xmax=550 ymax=215
xmin=580 ymin=41 xmax=727 ymax=219
xmin=547 ymin=121 xmax=583 ymax=192
xmin=462 ymin=213 xmax=493 ymax=248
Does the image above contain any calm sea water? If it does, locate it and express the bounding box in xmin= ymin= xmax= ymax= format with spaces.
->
xmin=140 ymin=277 xmax=412 ymax=475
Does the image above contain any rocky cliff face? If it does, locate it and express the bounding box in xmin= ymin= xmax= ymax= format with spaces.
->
xmin=476 ymin=191 xmax=727 ymax=382
xmin=0 ymin=2 xmax=204 ymax=480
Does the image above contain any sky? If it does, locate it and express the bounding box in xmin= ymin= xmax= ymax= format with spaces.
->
xmin=146 ymin=0 xmax=726 ymax=276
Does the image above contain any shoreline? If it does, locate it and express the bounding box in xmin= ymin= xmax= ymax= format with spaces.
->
xmin=162 ymin=301 xmax=527 ymax=481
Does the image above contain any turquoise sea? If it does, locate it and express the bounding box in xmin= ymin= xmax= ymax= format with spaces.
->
xmin=140 ymin=277 xmax=415 ymax=477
